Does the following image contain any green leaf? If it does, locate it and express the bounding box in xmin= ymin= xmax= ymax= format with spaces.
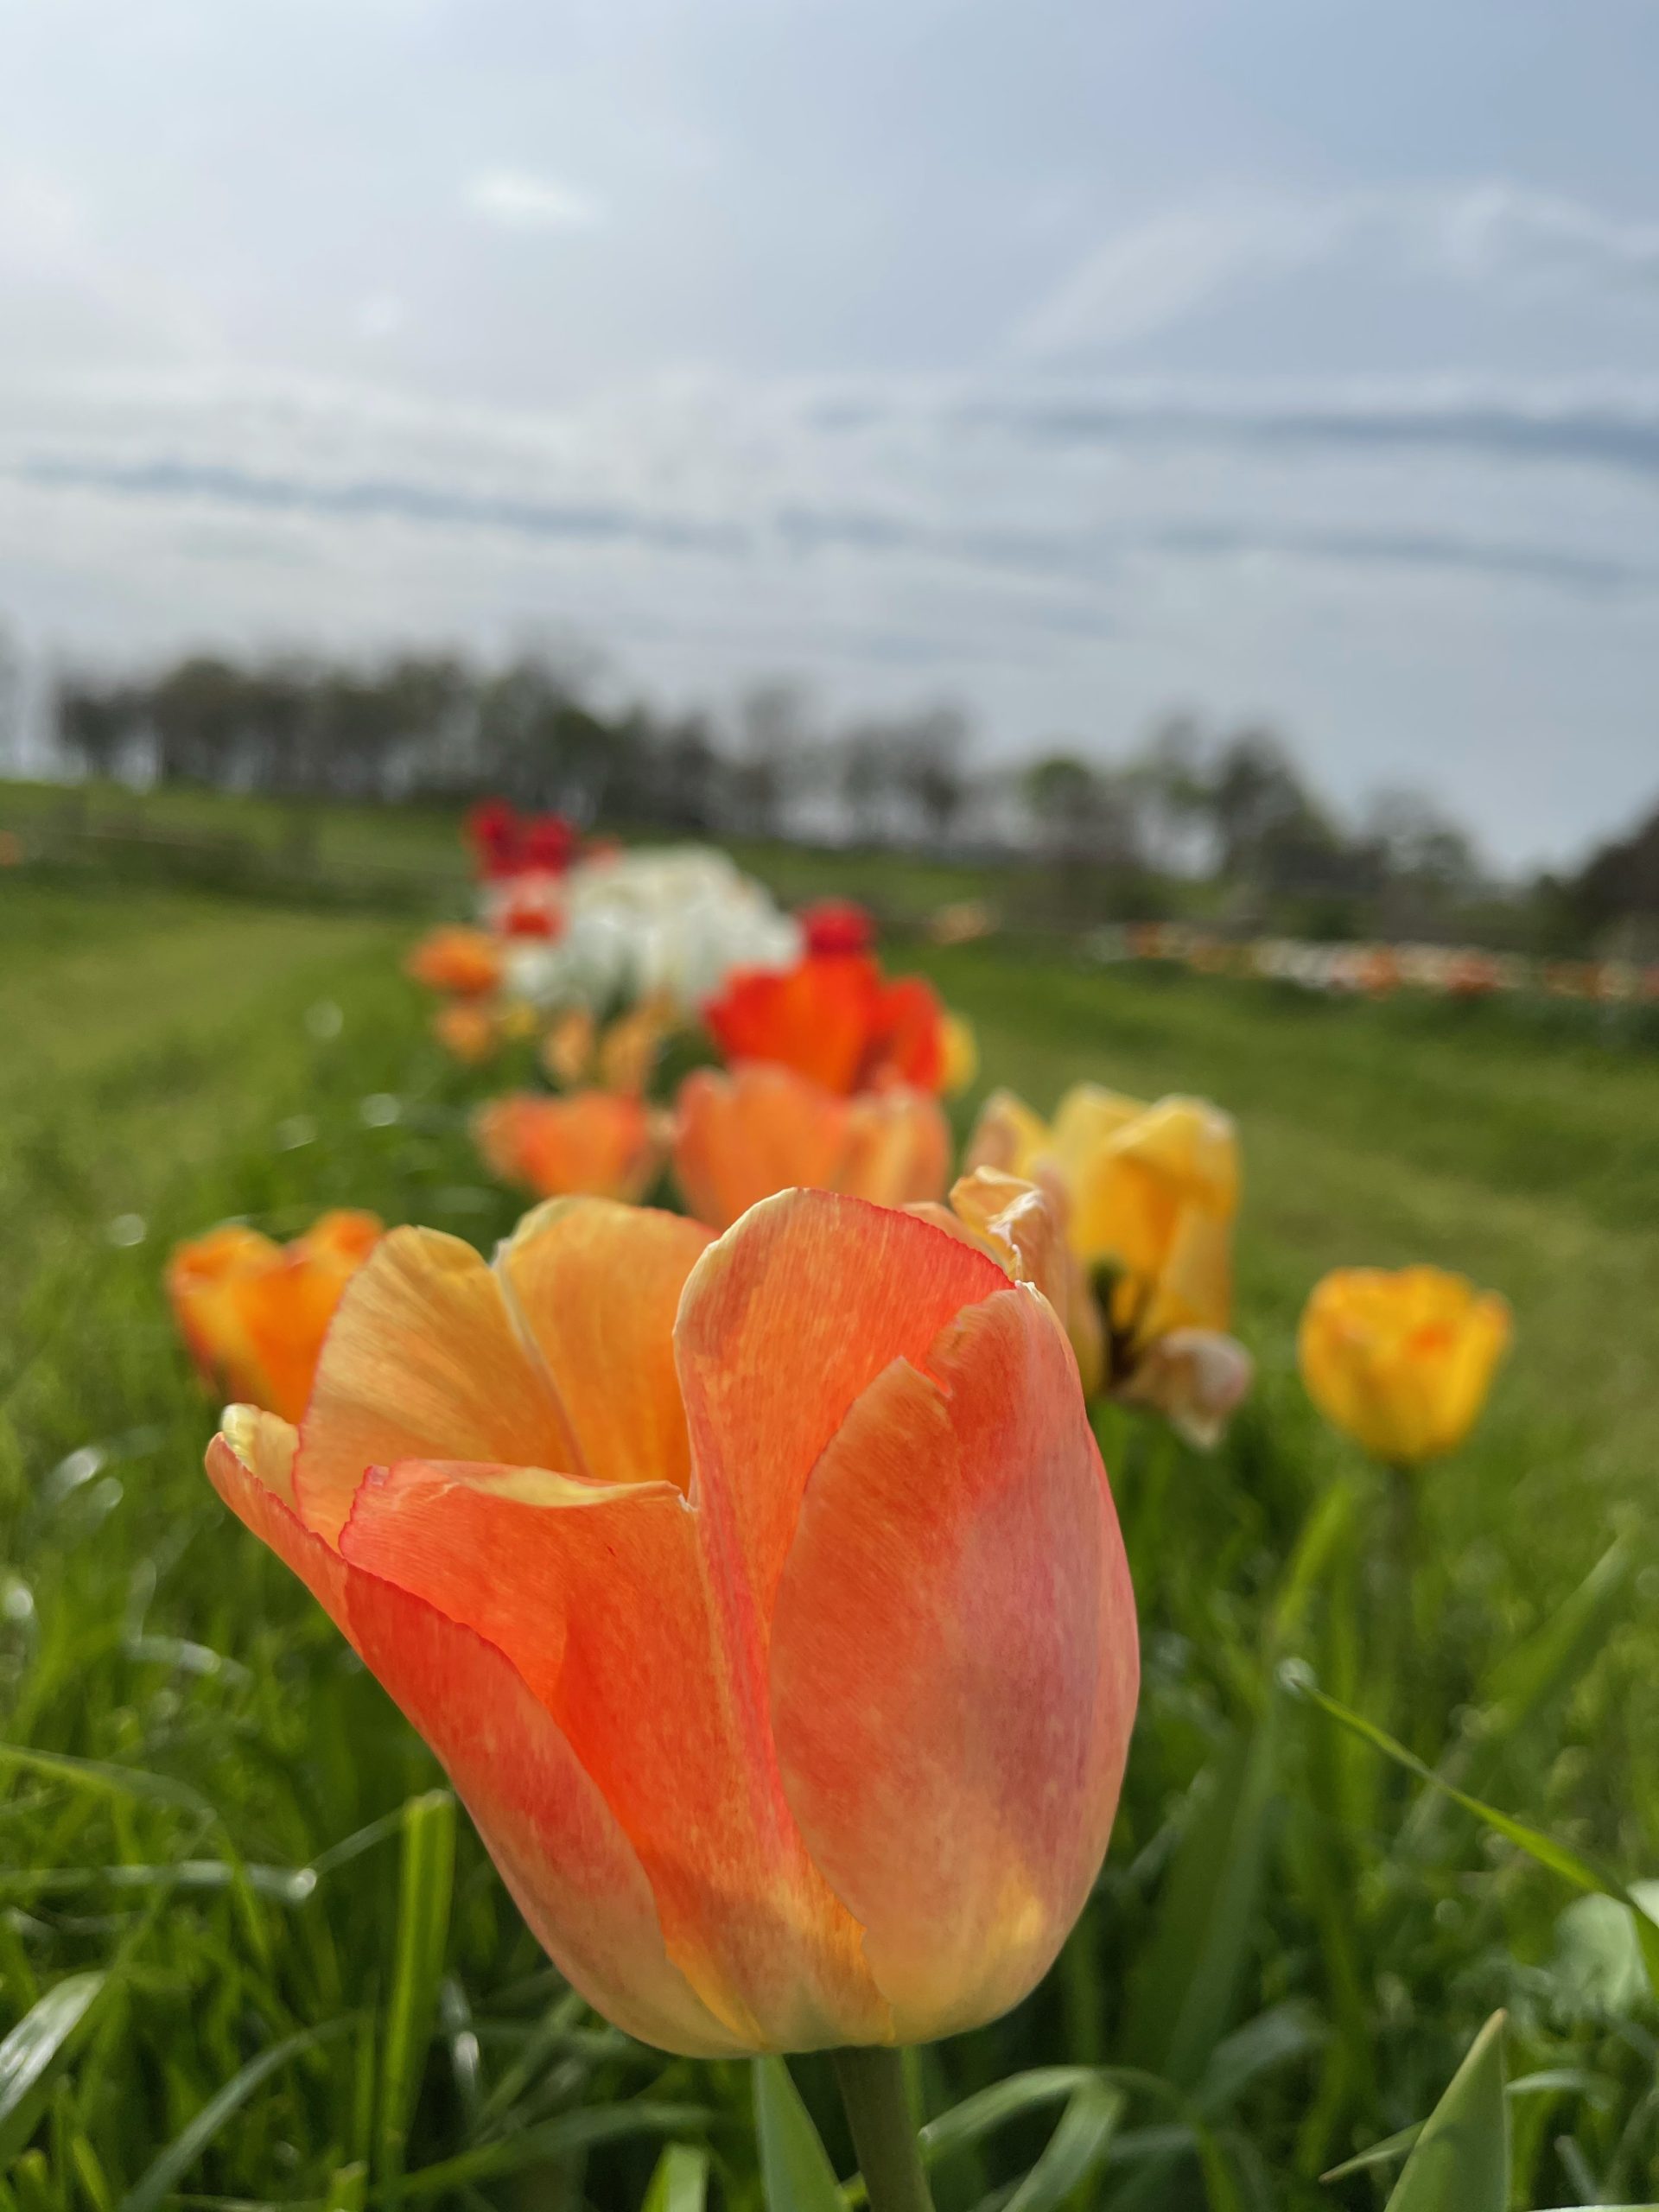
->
xmin=753 ymin=2058 xmax=845 ymax=2212
xmin=376 ymin=1789 xmax=456 ymax=2199
xmin=1000 ymin=2082 xmax=1124 ymax=2212
xmin=0 ymin=1971 xmax=106 ymax=2165
xmin=1287 ymin=1669 xmax=1659 ymax=1997
xmin=115 ymin=2016 xmax=353 ymax=2212
xmin=1119 ymin=1692 xmax=1281 ymax=2088
xmin=387 ymin=2104 xmax=713 ymax=2202
xmin=922 ymin=2069 xmax=1100 ymax=2166
xmin=643 ymin=2142 xmax=711 ymax=2212
xmin=1382 ymin=2011 xmax=1509 ymax=2212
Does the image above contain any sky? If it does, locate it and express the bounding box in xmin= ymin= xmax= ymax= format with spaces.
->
xmin=2 ymin=0 xmax=1657 ymax=868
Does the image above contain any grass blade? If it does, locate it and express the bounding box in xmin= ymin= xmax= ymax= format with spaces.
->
xmin=0 ymin=1972 xmax=105 ymax=2164
xmin=376 ymin=1790 xmax=456 ymax=2201
xmin=115 ymin=2016 xmax=353 ymax=2212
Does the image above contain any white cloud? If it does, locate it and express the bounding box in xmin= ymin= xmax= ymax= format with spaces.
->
xmin=354 ymin=291 xmax=407 ymax=340
xmin=1012 ymin=182 xmax=1659 ymax=361
xmin=463 ymin=169 xmax=605 ymax=233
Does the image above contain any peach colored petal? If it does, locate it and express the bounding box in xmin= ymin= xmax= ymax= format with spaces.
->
xmin=497 ymin=1199 xmax=714 ymax=1491
xmin=671 ymin=1066 xmax=852 ymax=1232
xmin=474 ymin=1092 xmax=662 ymax=1203
xmin=675 ymin=1192 xmax=1007 ymax=1661
xmin=295 ymin=1227 xmax=574 ymax=1544
xmin=769 ymin=1286 xmax=1137 ymax=2039
xmin=838 ymin=1090 xmax=951 ymax=1210
xmin=340 ymin=1460 xmax=889 ymax=2051
xmin=206 ymin=1412 xmax=352 ymax=1636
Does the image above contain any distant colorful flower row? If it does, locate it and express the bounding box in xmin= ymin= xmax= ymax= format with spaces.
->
xmin=1090 ymin=920 xmax=1659 ymax=1002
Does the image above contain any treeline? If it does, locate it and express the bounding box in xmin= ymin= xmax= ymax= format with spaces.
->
xmin=42 ymin=645 xmax=1659 ymax=950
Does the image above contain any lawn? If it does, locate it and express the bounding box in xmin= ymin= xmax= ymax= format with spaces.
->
xmin=3 ymin=806 xmax=1658 ymax=2209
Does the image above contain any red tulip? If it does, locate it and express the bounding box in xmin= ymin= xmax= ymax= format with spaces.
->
xmin=704 ymin=951 xmax=949 ymax=1096
xmin=206 ymin=1192 xmax=1138 ymax=2055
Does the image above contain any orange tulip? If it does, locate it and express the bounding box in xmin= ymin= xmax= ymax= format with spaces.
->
xmin=474 ymin=1090 xmax=664 ymax=1202
xmin=705 ymin=952 xmax=951 ymax=1096
xmin=433 ymin=1000 xmax=502 ymax=1064
xmin=405 ymin=925 xmax=505 ymax=998
xmin=672 ymin=1064 xmax=950 ymax=1231
xmin=167 ymin=1211 xmax=383 ymax=1422
xmin=205 ymin=1191 xmax=1138 ymax=2053
xmin=1300 ymin=1266 xmax=1510 ymax=1465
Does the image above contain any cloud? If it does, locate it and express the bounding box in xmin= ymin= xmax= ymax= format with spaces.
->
xmin=463 ymin=169 xmax=605 ymax=233
xmin=1011 ymin=182 xmax=1659 ymax=360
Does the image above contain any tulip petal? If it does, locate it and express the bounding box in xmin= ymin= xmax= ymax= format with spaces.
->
xmin=497 ymin=1199 xmax=714 ymax=1491
xmin=769 ymin=1284 xmax=1138 ymax=2041
xmin=671 ymin=1067 xmax=851 ymax=1232
xmin=295 ymin=1227 xmax=574 ymax=1543
xmin=676 ymin=1191 xmax=1007 ymax=1650
xmin=206 ymin=1410 xmax=353 ymax=1637
xmin=342 ymin=1549 xmax=747 ymax=2057
xmin=340 ymin=1459 xmax=890 ymax=2052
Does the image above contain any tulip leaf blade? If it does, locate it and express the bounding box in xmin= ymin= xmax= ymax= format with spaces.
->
xmin=376 ymin=1789 xmax=456 ymax=2201
xmin=1119 ymin=1691 xmax=1282 ymax=2088
xmin=999 ymin=2080 xmax=1124 ymax=2212
xmin=643 ymin=2141 xmax=711 ymax=2212
xmin=1381 ymin=2010 xmax=1509 ymax=2212
xmin=753 ymin=2058 xmax=845 ymax=2212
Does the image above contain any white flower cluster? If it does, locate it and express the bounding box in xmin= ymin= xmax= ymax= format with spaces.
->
xmin=498 ymin=845 xmax=801 ymax=1016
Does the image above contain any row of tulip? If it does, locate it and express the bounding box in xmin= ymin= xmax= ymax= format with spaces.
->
xmin=1091 ymin=919 xmax=1659 ymax=1005
xmin=155 ymin=813 xmax=1532 ymax=2206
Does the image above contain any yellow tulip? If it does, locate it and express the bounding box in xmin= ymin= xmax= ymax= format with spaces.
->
xmin=1299 ymin=1265 xmax=1511 ymax=1465
xmin=968 ymin=1084 xmax=1238 ymax=1350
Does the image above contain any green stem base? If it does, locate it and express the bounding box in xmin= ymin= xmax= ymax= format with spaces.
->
xmin=833 ymin=2048 xmax=935 ymax=2212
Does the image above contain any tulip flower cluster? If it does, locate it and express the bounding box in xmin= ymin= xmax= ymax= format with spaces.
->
xmin=163 ymin=808 xmax=1516 ymax=2145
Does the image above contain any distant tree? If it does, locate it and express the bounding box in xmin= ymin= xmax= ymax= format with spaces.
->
xmin=1570 ymin=793 xmax=1659 ymax=942
xmin=56 ymin=676 xmax=143 ymax=780
xmin=1362 ymin=786 xmax=1480 ymax=903
xmin=657 ymin=715 xmax=723 ymax=830
xmin=730 ymin=681 xmax=809 ymax=839
xmin=1128 ymin=713 xmax=1210 ymax=873
xmin=149 ymin=657 xmax=249 ymax=785
xmin=891 ymin=704 xmax=972 ymax=847
xmin=837 ymin=723 xmax=894 ymax=844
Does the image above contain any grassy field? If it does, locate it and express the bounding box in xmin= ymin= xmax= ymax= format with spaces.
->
xmin=3 ymin=798 xmax=1659 ymax=2209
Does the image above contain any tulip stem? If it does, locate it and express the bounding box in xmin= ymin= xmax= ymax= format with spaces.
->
xmin=834 ymin=2047 xmax=935 ymax=2212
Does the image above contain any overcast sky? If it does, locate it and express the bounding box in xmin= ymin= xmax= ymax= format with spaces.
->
xmin=2 ymin=0 xmax=1656 ymax=865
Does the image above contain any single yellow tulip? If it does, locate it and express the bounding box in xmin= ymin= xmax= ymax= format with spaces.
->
xmin=968 ymin=1083 xmax=1238 ymax=1350
xmin=1299 ymin=1265 xmax=1511 ymax=1465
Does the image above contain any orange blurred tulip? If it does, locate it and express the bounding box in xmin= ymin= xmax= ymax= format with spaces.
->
xmin=704 ymin=951 xmax=952 ymax=1096
xmin=433 ymin=1000 xmax=501 ymax=1064
xmin=1300 ymin=1265 xmax=1510 ymax=1465
xmin=474 ymin=1090 xmax=664 ymax=1202
xmin=206 ymin=1191 xmax=1138 ymax=2053
xmin=405 ymin=925 xmax=505 ymax=998
xmin=672 ymin=1064 xmax=950 ymax=1230
xmin=167 ymin=1211 xmax=383 ymax=1423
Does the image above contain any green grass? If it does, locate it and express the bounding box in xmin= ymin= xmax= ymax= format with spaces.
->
xmin=3 ymin=796 xmax=1659 ymax=2209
